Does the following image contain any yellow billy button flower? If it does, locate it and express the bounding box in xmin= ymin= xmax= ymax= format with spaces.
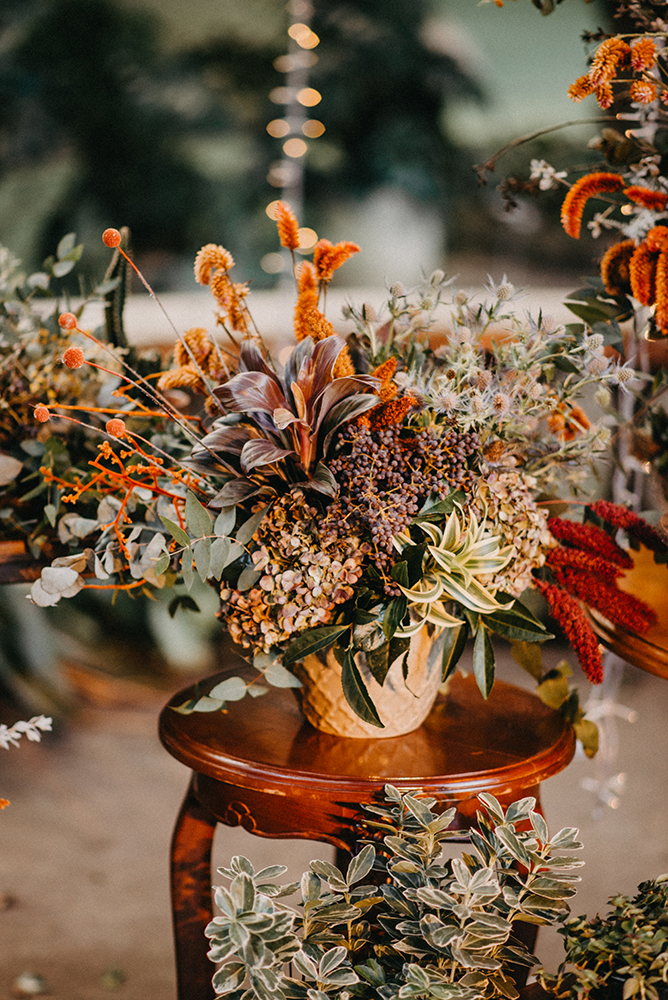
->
xmin=392 ymin=507 xmax=514 ymax=637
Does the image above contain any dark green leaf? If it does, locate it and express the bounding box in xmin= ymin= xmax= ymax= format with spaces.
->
xmin=365 ymin=642 xmax=390 ymax=686
xmin=185 ymin=490 xmax=213 ymax=538
xmin=341 ymin=649 xmax=384 ymax=728
xmin=282 ymin=624 xmax=351 ymax=665
xmin=441 ymin=622 xmax=468 ymax=681
xmin=413 ymin=490 xmax=467 ymax=523
xmin=390 ymin=560 xmax=409 ymax=588
xmin=383 ymin=595 xmax=407 ymax=639
xmin=236 ymin=505 xmax=270 ymax=545
xmin=473 ymin=625 xmax=495 ymax=699
xmin=483 ymin=603 xmax=552 ymax=643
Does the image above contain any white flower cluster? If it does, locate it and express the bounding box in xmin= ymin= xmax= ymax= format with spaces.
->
xmin=0 ymin=715 xmax=52 ymax=750
xmin=530 ymin=159 xmax=568 ymax=191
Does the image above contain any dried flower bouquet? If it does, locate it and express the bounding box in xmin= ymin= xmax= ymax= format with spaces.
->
xmin=23 ymin=205 xmax=666 ymax=735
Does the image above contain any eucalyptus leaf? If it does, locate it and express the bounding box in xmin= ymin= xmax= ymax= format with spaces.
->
xmin=185 ymin=490 xmax=213 ymax=538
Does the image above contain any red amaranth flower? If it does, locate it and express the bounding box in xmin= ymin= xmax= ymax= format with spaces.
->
xmin=554 ymin=566 xmax=658 ymax=634
xmin=534 ymin=579 xmax=603 ymax=683
xmin=588 ymin=500 xmax=667 ymax=553
xmin=546 ymin=546 xmax=623 ymax=582
xmin=548 ymin=516 xmax=633 ymax=568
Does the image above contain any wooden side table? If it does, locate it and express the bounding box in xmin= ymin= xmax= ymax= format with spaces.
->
xmin=159 ymin=666 xmax=575 ymax=1000
xmin=586 ymin=545 xmax=668 ymax=679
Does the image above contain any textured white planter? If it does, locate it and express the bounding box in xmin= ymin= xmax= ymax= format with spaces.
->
xmin=295 ymin=626 xmax=444 ymax=738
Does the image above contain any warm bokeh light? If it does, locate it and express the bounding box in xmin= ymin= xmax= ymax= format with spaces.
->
xmin=265 ymin=201 xmax=281 ymax=219
xmin=266 ymin=119 xmax=291 ymax=138
xmin=283 ymin=138 xmax=308 ymax=158
xmin=297 ymin=227 xmax=318 ymax=249
xmin=302 ymin=119 xmax=325 ymax=138
xmin=260 ymin=252 xmax=285 ymax=274
xmin=288 ymin=23 xmax=320 ymax=49
xmin=297 ymin=88 xmax=321 ymax=107
xmin=267 ymin=161 xmax=298 ymax=187
xmin=269 ymin=87 xmax=291 ymax=105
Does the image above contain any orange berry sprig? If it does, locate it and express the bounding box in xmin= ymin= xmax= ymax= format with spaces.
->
xmin=100 ymin=229 xmax=227 ymax=410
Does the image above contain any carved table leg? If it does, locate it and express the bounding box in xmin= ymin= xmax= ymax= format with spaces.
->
xmin=171 ymin=775 xmax=217 ymax=1000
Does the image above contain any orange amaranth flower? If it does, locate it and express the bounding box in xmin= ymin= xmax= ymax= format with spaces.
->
xmin=631 ymin=37 xmax=658 ymax=72
xmin=655 ymin=251 xmax=668 ymax=334
xmin=622 ymin=186 xmax=668 ymax=212
xmin=332 ymin=347 xmax=356 ymax=379
xmin=629 ymin=242 xmax=658 ymax=305
xmin=547 ymin=403 xmax=590 ymax=442
xmin=0 ymin=799 xmax=9 ymax=809
xmin=568 ymin=74 xmax=596 ymax=103
xmin=34 ymin=404 xmax=50 ymax=423
xmin=600 ymin=239 xmax=636 ymax=296
xmin=193 ymin=244 xmax=235 ymax=285
xmin=366 ymin=395 xmax=416 ymax=431
xmin=548 ymin=516 xmax=633 ymax=568
xmin=588 ymin=500 xmax=668 ymax=553
xmin=371 ymin=357 xmax=398 ymax=404
xmin=561 ymin=172 xmax=625 ymax=239
xmin=534 ymin=579 xmax=603 ymax=683
xmin=312 ymin=239 xmax=361 ymax=283
xmin=275 ymin=201 xmax=300 ymax=250
xmin=630 ymin=79 xmax=657 ymax=104
xmin=589 ymin=37 xmax=631 ymax=86
xmin=63 ymin=346 xmax=86 ymax=369
xmin=645 ymin=225 xmax=668 ymax=253
xmin=595 ymin=82 xmax=615 ymax=109
xmin=294 ymin=262 xmax=319 ymax=342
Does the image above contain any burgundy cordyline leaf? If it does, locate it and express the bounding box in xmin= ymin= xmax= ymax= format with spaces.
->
xmin=215 ymin=371 xmax=288 ymax=414
xmin=240 ymin=439 xmax=296 ymax=474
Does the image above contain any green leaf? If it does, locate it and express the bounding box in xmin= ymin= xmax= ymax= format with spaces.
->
xmin=209 ymin=537 xmax=231 ymax=580
xmin=51 ymin=258 xmax=76 ymax=277
xmin=209 ymin=676 xmax=247 ymax=701
xmin=193 ymin=538 xmax=211 ymax=581
xmin=159 ymin=513 xmax=191 ymax=547
xmin=185 ymin=490 xmax=213 ymax=538
xmin=365 ymin=642 xmax=390 ymax=687
xmin=236 ymin=506 xmax=270 ymax=546
xmin=413 ymin=490 xmax=467 ymax=522
xmin=282 ymin=624 xmax=351 ymax=665
xmin=57 ymin=232 xmax=77 ymax=258
xmin=383 ymin=595 xmax=408 ymax=639
xmin=390 ymin=560 xmax=409 ymax=588
xmin=154 ymin=552 xmax=171 ymax=576
xmin=236 ymin=566 xmax=262 ymax=591
xmin=441 ymin=622 xmax=468 ymax=681
xmin=181 ymin=547 xmax=195 ymax=591
xmin=346 ymin=845 xmax=375 ymax=886
xmin=483 ymin=604 xmax=552 ymax=643
xmin=263 ymin=662 xmax=301 ymax=688
xmin=511 ymin=641 xmax=544 ymax=681
xmin=341 ymin=649 xmax=384 ymax=728
xmin=214 ymin=507 xmax=237 ymax=537
xmin=473 ymin=625 xmax=495 ymax=699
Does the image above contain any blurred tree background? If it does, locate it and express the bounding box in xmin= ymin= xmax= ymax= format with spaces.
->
xmin=0 ymin=0 xmax=608 ymax=290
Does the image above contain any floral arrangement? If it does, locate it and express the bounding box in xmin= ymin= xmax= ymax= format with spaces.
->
xmin=24 ymin=204 xmax=667 ymax=734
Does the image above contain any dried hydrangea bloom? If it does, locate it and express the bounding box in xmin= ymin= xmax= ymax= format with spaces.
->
xmin=470 ymin=469 xmax=556 ymax=597
xmin=219 ymin=490 xmax=367 ymax=655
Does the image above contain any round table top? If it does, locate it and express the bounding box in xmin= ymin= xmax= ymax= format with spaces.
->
xmin=159 ymin=664 xmax=575 ymax=799
xmin=586 ymin=545 xmax=668 ymax=680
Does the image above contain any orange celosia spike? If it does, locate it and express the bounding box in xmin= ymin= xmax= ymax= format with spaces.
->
xmin=313 ymin=239 xmax=361 ymax=283
xmin=368 ymin=395 xmax=416 ymax=431
xmin=275 ymin=201 xmax=300 ymax=251
xmin=193 ymin=244 xmax=235 ymax=285
xmin=568 ymin=74 xmax=596 ymax=103
xmin=333 ymin=346 xmax=356 ymax=378
xmin=645 ymin=226 xmax=668 ymax=253
xmin=595 ymin=82 xmax=614 ymax=109
xmin=294 ymin=262 xmax=319 ymax=341
xmin=173 ymin=328 xmax=211 ymax=367
xmin=600 ymin=239 xmax=636 ymax=296
xmin=629 ymin=243 xmax=658 ymax=305
xmin=630 ymin=79 xmax=657 ymax=104
xmin=561 ymin=172 xmax=625 ymax=239
xmin=654 ymin=251 xmax=668 ymax=335
xmin=631 ymin=37 xmax=658 ymax=72
xmin=623 ymin=186 xmax=668 ymax=212
xmin=589 ymin=37 xmax=631 ymax=86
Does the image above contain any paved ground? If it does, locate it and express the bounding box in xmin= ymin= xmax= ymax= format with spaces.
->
xmin=1 ymin=644 xmax=667 ymax=1000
